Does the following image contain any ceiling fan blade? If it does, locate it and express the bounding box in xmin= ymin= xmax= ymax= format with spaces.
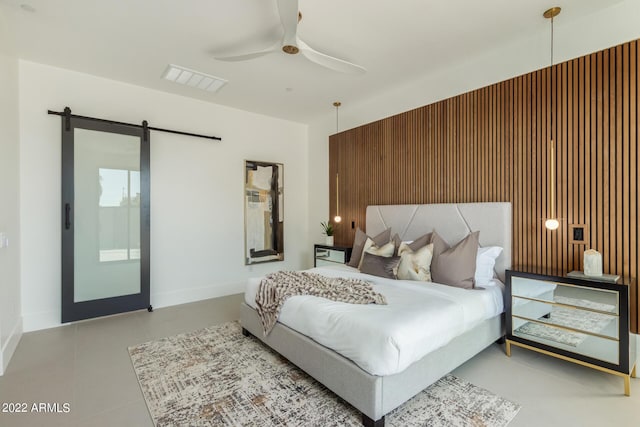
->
xmin=277 ymin=0 xmax=299 ymax=47
xmin=214 ymin=43 xmax=279 ymax=62
xmin=297 ymin=39 xmax=366 ymax=74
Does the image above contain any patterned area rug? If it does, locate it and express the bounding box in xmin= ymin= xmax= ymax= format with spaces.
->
xmin=129 ymin=322 xmax=520 ymax=426
xmin=515 ymin=297 xmax=615 ymax=347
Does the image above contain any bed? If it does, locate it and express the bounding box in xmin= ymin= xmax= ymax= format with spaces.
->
xmin=240 ymin=202 xmax=512 ymax=426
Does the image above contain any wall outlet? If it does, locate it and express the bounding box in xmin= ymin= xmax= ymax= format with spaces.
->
xmin=0 ymin=232 xmax=7 ymax=249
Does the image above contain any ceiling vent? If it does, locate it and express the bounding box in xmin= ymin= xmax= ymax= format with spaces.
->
xmin=162 ymin=64 xmax=227 ymax=93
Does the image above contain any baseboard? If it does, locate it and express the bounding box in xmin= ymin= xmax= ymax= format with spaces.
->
xmin=22 ymin=310 xmax=60 ymax=333
xmin=152 ymin=282 xmax=244 ymax=309
xmin=1 ymin=316 xmax=23 ymax=375
xmin=21 ymin=282 xmax=245 ymax=333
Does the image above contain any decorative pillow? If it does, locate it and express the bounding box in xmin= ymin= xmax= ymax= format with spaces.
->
xmin=406 ymin=232 xmax=432 ymax=252
xmin=359 ymin=239 xmax=395 ymax=269
xmin=475 ymin=246 xmax=503 ymax=286
xmin=430 ymin=230 xmax=480 ymax=289
xmin=397 ymin=242 xmax=434 ymax=281
xmin=392 ymin=232 xmax=431 ymax=256
xmin=359 ymin=252 xmax=400 ymax=279
xmin=347 ymin=228 xmax=391 ymax=268
xmin=391 ymin=233 xmax=402 ymax=255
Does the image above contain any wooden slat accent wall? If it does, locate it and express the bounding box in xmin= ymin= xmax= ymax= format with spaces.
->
xmin=329 ymin=40 xmax=639 ymax=333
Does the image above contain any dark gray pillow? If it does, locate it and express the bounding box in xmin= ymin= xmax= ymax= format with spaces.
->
xmin=347 ymin=228 xmax=391 ymax=268
xmin=359 ymin=252 xmax=400 ymax=279
xmin=430 ymin=230 xmax=479 ymax=289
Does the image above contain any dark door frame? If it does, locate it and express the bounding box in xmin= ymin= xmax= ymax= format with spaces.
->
xmin=61 ymin=114 xmax=150 ymax=323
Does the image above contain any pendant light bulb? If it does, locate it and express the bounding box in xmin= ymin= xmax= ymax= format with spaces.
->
xmin=334 ymin=215 xmax=342 ymax=223
xmin=545 ymin=219 xmax=559 ymax=230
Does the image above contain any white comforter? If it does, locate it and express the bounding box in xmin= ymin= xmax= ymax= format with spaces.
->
xmin=245 ymin=264 xmax=504 ymax=376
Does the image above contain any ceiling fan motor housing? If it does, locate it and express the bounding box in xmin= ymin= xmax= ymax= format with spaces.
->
xmin=282 ymin=45 xmax=299 ymax=54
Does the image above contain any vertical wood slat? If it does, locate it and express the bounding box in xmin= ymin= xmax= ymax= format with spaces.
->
xmin=328 ymin=40 xmax=640 ymax=333
xmin=572 ymin=58 xmax=580 ymax=270
xmin=632 ymin=41 xmax=638 ymax=333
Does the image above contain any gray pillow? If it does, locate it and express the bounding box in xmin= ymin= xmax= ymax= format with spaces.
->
xmin=359 ymin=252 xmax=400 ymax=279
xmin=347 ymin=228 xmax=391 ymax=268
xmin=430 ymin=230 xmax=479 ymax=289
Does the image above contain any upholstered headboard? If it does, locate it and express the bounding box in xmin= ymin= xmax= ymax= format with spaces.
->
xmin=366 ymin=203 xmax=512 ymax=281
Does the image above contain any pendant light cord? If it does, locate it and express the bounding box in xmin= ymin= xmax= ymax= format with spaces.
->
xmin=550 ymin=14 xmax=555 ymax=219
xmin=543 ymin=7 xmax=560 ymax=230
xmin=550 ymin=15 xmax=554 ymax=73
xmin=333 ymin=102 xmax=342 ymax=223
xmin=335 ymin=104 xmax=339 ymax=216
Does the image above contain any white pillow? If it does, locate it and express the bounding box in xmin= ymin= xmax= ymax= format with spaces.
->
xmin=397 ymin=242 xmax=434 ymax=281
xmin=475 ymin=246 xmax=503 ymax=286
xmin=359 ymin=238 xmax=395 ymax=269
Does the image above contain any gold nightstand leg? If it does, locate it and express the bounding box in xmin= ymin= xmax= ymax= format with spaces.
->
xmin=506 ymin=340 xmax=511 ymax=357
xmin=624 ymin=375 xmax=631 ymax=396
xmin=632 ymin=364 xmax=637 ymax=378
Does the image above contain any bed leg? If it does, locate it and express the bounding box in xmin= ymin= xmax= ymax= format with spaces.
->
xmin=242 ymin=327 xmax=251 ymax=337
xmin=362 ymin=414 xmax=384 ymax=427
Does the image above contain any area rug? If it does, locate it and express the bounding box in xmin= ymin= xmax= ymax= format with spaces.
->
xmin=515 ymin=296 xmax=615 ymax=347
xmin=129 ymin=322 xmax=520 ymax=426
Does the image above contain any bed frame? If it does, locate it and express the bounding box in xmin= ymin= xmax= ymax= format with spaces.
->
xmin=240 ymin=202 xmax=512 ymax=426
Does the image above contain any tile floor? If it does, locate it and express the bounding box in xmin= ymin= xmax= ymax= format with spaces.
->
xmin=0 ymin=294 xmax=637 ymax=427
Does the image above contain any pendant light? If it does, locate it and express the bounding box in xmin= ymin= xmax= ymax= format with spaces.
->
xmin=333 ymin=101 xmax=342 ymax=223
xmin=544 ymin=7 xmax=561 ymax=231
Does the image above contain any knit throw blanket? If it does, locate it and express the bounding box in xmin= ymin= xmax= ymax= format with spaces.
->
xmin=255 ymin=271 xmax=387 ymax=335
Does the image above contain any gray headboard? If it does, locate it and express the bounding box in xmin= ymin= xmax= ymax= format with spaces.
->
xmin=366 ymin=202 xmax=512 ymax=281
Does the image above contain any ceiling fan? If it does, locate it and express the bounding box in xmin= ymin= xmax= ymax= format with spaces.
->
xmin=214 ymin=0 xmax=366 ymax=74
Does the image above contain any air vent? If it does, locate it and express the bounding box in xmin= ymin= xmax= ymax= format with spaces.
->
xmin=162 ymin=64 xmax=227 ymax=93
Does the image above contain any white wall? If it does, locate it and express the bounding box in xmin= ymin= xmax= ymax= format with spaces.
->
xmin=0 ymin=11 xmax=22 ymax=374
xmin=19 ymin=61 xmax=309 ymax=332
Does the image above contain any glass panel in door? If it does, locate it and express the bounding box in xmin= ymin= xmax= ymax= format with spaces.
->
xmin=73 ymin=128 xmax=141 ymax=302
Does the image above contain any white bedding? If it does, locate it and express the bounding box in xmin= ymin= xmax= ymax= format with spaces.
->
xmin=244 ymin=264 xmax=504 ymax=376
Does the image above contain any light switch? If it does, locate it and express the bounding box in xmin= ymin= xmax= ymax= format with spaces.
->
xmin=573 ymin=227 xmax=584 ymax=241
xmin=0 ymin=232 xmax=8 ymax=249
xmin=569 ymin=224 xmax=588 ymax=245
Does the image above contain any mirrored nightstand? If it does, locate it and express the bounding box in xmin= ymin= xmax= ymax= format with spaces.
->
xmin=506 ymin=268 xmax=637 ymax=396
xmin=314 ymin=244 xmax=352 ymax=267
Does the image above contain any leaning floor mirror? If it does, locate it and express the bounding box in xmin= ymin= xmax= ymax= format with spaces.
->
xmin=244 ymin=160 xmax=284 ymax=264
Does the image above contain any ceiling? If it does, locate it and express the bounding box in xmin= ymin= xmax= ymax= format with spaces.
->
xmin=0 ymin=0 xmax=624 ymax=123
